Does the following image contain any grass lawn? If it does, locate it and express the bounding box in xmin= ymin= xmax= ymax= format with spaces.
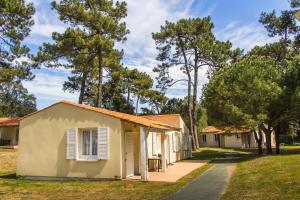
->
xmin=0 ymin=149 xmax=212 ymax=200
xmin=1 ymin=147 xmax=298 ymax=199
xmin=222 ymin=146 xmax=300 ymax=200
xmin=192 ymin=147 xmax=251 ymax=160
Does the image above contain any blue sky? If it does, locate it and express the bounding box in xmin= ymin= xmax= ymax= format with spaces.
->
xmin=23 ymin=0 xmax=290 ymax=109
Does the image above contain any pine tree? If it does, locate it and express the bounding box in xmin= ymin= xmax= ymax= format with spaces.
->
xmin=35 ymin=0 xmax=129 ymax=107
xmin=0 ymin=0 xmax=36 ymax=116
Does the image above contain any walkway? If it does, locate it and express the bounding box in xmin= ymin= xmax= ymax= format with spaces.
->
xmin=165 ymin=158 xmax=237 ymax=200
xmin=149 ymin=160 xmax=207 ymax=182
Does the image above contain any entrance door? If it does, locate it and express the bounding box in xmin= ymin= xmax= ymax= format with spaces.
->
xmin=125 ymin=132 xmax=134 ymax=177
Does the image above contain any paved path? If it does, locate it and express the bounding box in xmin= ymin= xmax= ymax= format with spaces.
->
xmin=165 ymin=160 xmax=236 ymax=200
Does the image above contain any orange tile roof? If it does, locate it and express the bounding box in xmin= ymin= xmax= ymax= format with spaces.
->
xmin=201 ymin=126 xmax=224 ymax=134
xmin=142 ymin=114 xmax=181 ymax=129
xmin=201 ymin=126 xmax=251 ymax=135
xmin=219 ymin=126 xmax=251 ymax=134
xmin=0 ymin=117 xmax=20 ymax=127
xmin=21 ymin=101 xmax=178 ymax=130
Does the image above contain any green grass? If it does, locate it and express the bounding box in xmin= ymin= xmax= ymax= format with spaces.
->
xmin=222 ymin=149 xmax=300 ymax=200
xmin=1 ymin=147 xmax=299 ymax=199
xmin=192 ymin=147 xmax=252 ymax=160
xmin=0 ymin=149 xmax=212 ymax=200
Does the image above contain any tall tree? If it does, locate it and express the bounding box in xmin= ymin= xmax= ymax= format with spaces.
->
xmin=36 ymin=0 xmax=129 ymax=107
xmin=0 ymin=82 xmax=36 ymax=117
xmin=250 ymin=0 xmax=300 ymax=153
xmin=153 ymin=17 xmax=234 ymax=150
xmin=204 ymin=56 xmax=283 ymax=154
xmin=120 ymin=68 xmax=153 ymax=114
xmin=0 ymin=0 xmax=36 ymax=116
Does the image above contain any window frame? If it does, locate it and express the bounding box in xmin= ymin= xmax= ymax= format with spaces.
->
xmin=202 ymin=134 xmax=207 ymax=143
xmin=213 ymin=134 xmax=219 ymax=142
xmin=79 ymin=129 xmax=98 ymax=161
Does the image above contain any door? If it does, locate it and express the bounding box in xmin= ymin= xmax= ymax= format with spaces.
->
xmin=125 ymin=132 xmax=134 ymax=177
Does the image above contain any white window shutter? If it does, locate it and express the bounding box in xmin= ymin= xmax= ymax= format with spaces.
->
xmin=66 ymin=128 xmax=77 ymax=159
xmin=172 ymin=132 xmax=177 ymax=152
xmin=98 ymin=127 xmax=109 ymax=160
xmin=152 ymin=132 xmax=157 ymax=155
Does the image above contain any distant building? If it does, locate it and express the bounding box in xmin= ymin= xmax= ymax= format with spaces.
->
xmin=199 ymin=126 xmax=275 ymax=149
xmin=0 ymin=117 xmax=20 ymax=148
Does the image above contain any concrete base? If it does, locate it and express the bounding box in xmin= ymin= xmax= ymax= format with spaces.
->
xmin=0 ymin=145 xmax=18 ymax=149
xmin=20 ymin=176 xmax=120 ymax=182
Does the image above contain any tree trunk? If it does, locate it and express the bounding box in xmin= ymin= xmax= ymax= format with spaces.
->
xmin=127 ymin=85 xmax=131 ymax=104
xmin=178 ymin=37 xmax=196 ymax=151
xmin=192 ymin=65 xmax=199 ymax=149
xmin=135 ymin=95 xmax=140 ymax=115
xmin=188 ymin=81 xmax=196 ymax=151
xmin=274 ymin=124 xmax=281 ymax=154
xmin=253 ymin=127 xmax=263 ymax=155
xmin=96 ymin=56 xmax=103 ymax=107
xmin=78 ymin=71 xmax=87 ymax=104
xmin=260 ymin=124 xmax=273 ymax=154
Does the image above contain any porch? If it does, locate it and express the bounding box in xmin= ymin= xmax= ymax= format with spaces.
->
xmin=122 ymin=121 xmax=192 ymax=181
xmin=127 ymin=160 xmax=206 ymax=182
xmin=0 ymin=127 xmax=19 ymax=147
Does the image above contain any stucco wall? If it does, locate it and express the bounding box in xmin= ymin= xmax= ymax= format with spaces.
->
xmin=199 ymin=133 xmax=219 ymax=148
xmin=0 ymin=127 xmax=18 ymax=145
xmin=224 ymin=134 xmax=243 ymax=148
xmin=17 ymin=103 xmax=123 ymax=179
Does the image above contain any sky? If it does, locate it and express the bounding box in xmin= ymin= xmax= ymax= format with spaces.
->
xmin=22 ymin=0 xmax=290 ymax=109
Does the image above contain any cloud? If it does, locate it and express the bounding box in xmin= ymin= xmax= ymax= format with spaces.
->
xmin=23 ymin=69 xmax=78 ymax=109
xmin=215 ymin=21 xmax=276 ymax=52
xmin=26 ymin=0 xmax=66 ymax=47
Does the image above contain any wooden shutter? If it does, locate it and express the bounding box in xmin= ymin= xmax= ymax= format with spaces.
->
xmin=98 ymin=127 xmax=109 ymax=160
xmin=66 ymin=128 xmax=77 ymax=159
xmin=172 ymin=132 xmax=177 ymax=152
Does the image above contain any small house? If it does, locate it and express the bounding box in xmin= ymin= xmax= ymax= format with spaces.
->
xmin=17 ymin=101 xmax=191 ymax=181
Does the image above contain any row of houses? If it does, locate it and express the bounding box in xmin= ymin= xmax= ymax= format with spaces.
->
xmin=199 ymin=126 xmax=275 ymax=149
xmin=0 ymin=100 xmax=274 ymax=181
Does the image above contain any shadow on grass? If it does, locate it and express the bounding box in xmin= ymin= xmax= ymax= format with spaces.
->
xmin=0 ymin=173 xmax=17 ymax=179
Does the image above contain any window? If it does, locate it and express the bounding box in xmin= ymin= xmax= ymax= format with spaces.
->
xmin=202 ymin=134 xmax=207 ymax=143
xmin=80 ymin=129 xmax=98 ymax=160
xmin=236 ymin=134 xmax=240 ymax=139
xmin=213 ymin=134 xmax=219 ymax=142
xmin=66 ymin=127 xmax=109 ymax=161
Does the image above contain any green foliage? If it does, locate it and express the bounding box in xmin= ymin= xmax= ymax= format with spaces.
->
xmin=0 ymin=82 xmax=36 ymax=117
xmin=160 ymin=97 xmax=207 ymax=130
xmin=0 ymin=0 xmax=36 ymax=117
xmin=204 ymin=56 xmax=283 ymax=127
xmin=259 ymin=0 xmax=300 ymax=40
xmin=197 ymin=107 xmax=208 ymax=131
xmin=0 ymin=0 xmax=35 ymax=83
